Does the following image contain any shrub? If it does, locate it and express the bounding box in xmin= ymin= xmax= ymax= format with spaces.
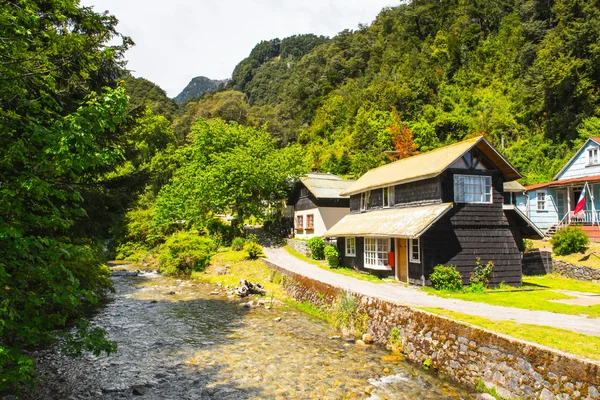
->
xmin=430 ymin=264 xmax=463 ymax=291
xmin=470 ymin=258 xmax=494 ymax=288
xmin=245 ymin=233 xmax=259 ymax=243
xmin=523 ymin=238 xmax=534 ymax=253
xmin=551 ymin=226 xmax=590 ymax=255
xmin=158 ymin=231 xmax=215 ymax=276
xmin=324 ymin=245 xmax=340 ymax=268
xmin=115 ymin=241 xmax=148 ymax=261
xmin=244 ymin=242 xmax=264 ymax=260
xmin=332 ymin=292 xmax=368 ymax=338
xmin=307 ymin=236 xmax=325 ymax=260
xmin=231 ymin=237 xmax=246 ymax=251
xmin=206 ymin=218 xmax=234 ymax=247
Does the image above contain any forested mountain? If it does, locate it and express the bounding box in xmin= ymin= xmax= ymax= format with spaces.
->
xmin=184 ymin=0 xmax=599 ymax=185
xmin=173 ymin=76 xmax=227 ymax=104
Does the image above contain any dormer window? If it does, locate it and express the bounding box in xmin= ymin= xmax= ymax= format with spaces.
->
xmin=454 ymin=175 xmax=492 ymax=203
xmin=588 ymin=147 xmax=599 ymax=165
xmin=383 ymin=186 xmax=395 ymax=208
xmin=360 ymin=191 xmax=371 ymax=211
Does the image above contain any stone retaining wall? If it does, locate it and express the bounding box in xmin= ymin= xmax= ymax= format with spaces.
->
xmin=286 ymin=239 xmax=311 ymax=257
xmin=553 ymin=259 xmax=600 ymax=282
xmin=262 ymin=259 xmax=600 ymax=400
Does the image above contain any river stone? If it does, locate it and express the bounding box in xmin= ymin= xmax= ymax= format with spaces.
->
xmin=540 ymin=388 xmax=554 ymax=400
xmin=476 ymin=394 xmax=495 ymax=400
xmin=362 ymin=333 xmax=374 ymax=344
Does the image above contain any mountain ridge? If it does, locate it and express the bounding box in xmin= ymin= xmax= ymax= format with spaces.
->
xmin=173 ymin=76 xmax=228 ymax=104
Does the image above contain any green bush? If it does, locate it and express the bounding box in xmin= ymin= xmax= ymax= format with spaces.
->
xmin=430 ymin=264 xmax=463 ymax=291
xmin=244 ymin=242 xmax=264 ymax=260
xmin=231 ymin=237 xmax=246 ymax=251
xmin=470 ymin=258 xmax=494 ymax=288
xmin=115 ymin=241 xmax=148 ymax=261
xmin=523 ymin=238 xmax=534 ymax=253
xmin=324 ymin=245 xmax=340 ymax=268
xmin=245 ymin=233 xmax=259 ymax=243
xmin=551 ymin=226 xmax=590 ymax=255
xmin=158 ymin=231 xmax=215 ymax=276
xmin=206 ymin=218 xmax=234 ymax=247
xmin=332 ymin=292 xmax=368 ymax=337
xmin=307 ymin=237 xmax=325 ymax=259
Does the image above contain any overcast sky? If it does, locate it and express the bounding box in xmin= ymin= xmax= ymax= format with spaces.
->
xmin=80 ymin=0 xmax=397 ymax=97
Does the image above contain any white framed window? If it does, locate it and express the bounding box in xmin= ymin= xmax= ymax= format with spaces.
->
xmin=345 ymin=237 xmax=356 ymax=257
xmin=454 ymin=175 xmax=492 ymax=203
xmin=589 ymin=147 xmax=599 ymax=165
xmin=364 ymin=238 xmax=390 ymax=270
xmin=306 ymin=214 xmax=314 ymax=230
xmin=360 ymin=191 xmax=371 ymax=211
xmin=536 ymin=190 xmax=546 ymax=211
xmin=383 ymin=186 xmax=395 ymax=208
xmin=295 ymin=215 xmax=304 ymax=229
xmin=409 ymin=238 xmax=420 ymax=262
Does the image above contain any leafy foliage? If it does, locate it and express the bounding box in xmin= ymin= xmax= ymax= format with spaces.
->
xmin=470 ymin=258 xmax=495 ymax=288
xmin=332 ymin=292 xmax=368 ymax=338
xmin=157 ymin=232 xmax=215 ymax=276
xmin=324 ymin=245 xmax=341 ymax=268
xmin=307 ymin=237 xmax=326 ymax=260
xmin=430 ymin=265 xmax=464 ymax=292
xmin=231 ymin=237 xmax=246 ymax=251
xmin=244 ymin=242 xmax=264 ymax=260
xmin=0 ymin=0 xmax=134 ymax=389
xmin=551 ymin=226 xmax=590 ymax=256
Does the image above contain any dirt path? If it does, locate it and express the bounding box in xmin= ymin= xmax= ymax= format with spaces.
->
xmin=263 ymin=247 xmax=600 ymax=336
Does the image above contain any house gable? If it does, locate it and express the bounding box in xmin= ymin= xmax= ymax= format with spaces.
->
xmin=554 ymin=137 xmax=600 ymax=181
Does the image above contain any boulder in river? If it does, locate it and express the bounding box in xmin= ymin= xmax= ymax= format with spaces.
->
xmin=236 ymin=280 xmax=266 ymax=297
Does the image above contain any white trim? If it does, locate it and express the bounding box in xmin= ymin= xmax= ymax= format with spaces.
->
xmin=554 ymin=137 xmax=600 ymax=180
xmin=536 ymin=190 xmax=547 ymax=211
xmin=588 ymin=147 xmax=600 ymax=166
xmin=363 ymin=237 xmax=391 ymax=270
xmin=360 ymin=191 xmax=371 ymax=212
xmin=382 ymin=186 xmax=395 ymax=208
xmin=453 ymin=174 xmax=492 ymax=203
xmin=409 ymin=238 xmax=420 ymax=262
xmin=345 ymin=237 xmax=356 ymax=257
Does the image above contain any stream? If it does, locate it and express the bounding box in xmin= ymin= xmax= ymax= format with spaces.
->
xmin=25 ymin=271 xmax=474 ymax=399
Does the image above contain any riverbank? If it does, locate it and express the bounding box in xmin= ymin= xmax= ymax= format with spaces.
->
xmin=21 ymin=257 xmax=471 ymax=399
xmin=259 ymin=248 xmax=600 ymax=399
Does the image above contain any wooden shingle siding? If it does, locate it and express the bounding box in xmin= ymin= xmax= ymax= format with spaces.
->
xmin=395 ymin=177 xmax=441 ymax=206
xmin=350 ymin=195 xmax=361 ymax=213
xmin=416 ymin=171 xmax=522 ymax=285
xmin=295 ymin=190 xmax=350 ymax=211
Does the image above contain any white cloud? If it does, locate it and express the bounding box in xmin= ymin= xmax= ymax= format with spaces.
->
xmin=81 ymin=0 xmax=397 ymax=97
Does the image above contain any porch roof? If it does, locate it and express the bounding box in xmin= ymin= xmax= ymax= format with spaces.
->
xmin=323 ymin=203 xmax=452 ymax=239
xmin=525 ymin=174 xmax=600 ymax=191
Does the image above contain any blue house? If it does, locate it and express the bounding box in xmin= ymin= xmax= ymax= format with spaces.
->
xmin=523 ymin=137 xmax=600 ymax=237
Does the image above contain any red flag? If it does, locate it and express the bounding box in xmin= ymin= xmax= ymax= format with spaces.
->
xmin=574 ymin=183 xmax=587 ymax=214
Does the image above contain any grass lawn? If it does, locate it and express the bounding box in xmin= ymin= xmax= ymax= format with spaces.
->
xmin=531 ymin=239 xmax=600 ymax=269
xmin=283 ymin=245 xmax=392 ymax=284
xmin=424 ymin=274 xmax=600 ymax=318
xmin=421 ymin=307 xmax=600 ymax=361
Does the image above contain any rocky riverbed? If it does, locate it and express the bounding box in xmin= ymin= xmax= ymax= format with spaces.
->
xmin=23 ymin=268 xmax=473 ymax=399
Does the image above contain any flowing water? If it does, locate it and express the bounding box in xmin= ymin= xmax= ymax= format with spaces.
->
xmin=25 ymin=271 xmax=474 ymax=399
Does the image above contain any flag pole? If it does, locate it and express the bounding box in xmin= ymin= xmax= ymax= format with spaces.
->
xmin=587 ymin=182 xmax=596 ymax=226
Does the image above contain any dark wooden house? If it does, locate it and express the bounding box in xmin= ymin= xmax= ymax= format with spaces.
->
xmin=324 ymin=136 xmax=543 ymax=286
xmin=287 ymin=173 xmax=354 ymax=239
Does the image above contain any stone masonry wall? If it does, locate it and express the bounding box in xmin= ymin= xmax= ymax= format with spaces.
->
xmin=553 ymin=259 xmax=600 ymax=282
xmin=286 ymin=239 xmax=311 ymax=257
xmin=262 ymin=259 xmax=600 ymax=400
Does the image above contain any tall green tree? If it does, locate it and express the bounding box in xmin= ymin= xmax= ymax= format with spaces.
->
xmin=0 ymin=0 xmax=130 ymax=391
xmin=154 ymin=119 xmax=308 ymax=234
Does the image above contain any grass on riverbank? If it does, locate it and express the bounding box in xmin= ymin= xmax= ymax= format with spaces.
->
xmin=283 ymin=245 xmax=392 ymax=284
xmin=421 ymin=307 xmax=600 ymax=361
xmin=424 ymin=274 xmax=600 ymax=318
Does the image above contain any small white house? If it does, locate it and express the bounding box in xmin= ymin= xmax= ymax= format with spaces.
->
xmin=287 ymin=173 xmax=354 ymax=239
